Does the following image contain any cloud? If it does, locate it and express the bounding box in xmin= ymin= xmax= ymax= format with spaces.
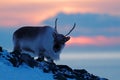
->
xmin=67 ymin=36 xmax=120 ymax=46
xmin=0 ymin=3 xmax=58 ymax=27
xmin=0 ymin=0 xmax=120 ymax=27
xmin=42 ymin=13 xmax=120 ymax=37
xmin=43 ymin=13 xmax=120 ymax=27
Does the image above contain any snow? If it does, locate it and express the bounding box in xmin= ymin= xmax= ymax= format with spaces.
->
xmin=0 ymin=50 xmax=53 ymax=80
xmin=0 ymin=62 xmax=54 ymax=80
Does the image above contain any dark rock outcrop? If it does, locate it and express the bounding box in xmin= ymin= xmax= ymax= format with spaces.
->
xmin=0 ymin=46 xmax=2 ymax=52
xmin=0 ymin=47 xmax=108 ymax=80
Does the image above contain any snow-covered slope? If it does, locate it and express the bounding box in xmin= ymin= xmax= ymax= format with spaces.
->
xmin=0 ymin=46 xmax=108 ymax=80
xmin=0 ymin=50 xmax=53 ymax=80
xmin=0 ymin=62 xmax=53 ymax=80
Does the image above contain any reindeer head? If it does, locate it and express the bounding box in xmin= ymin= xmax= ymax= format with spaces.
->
xmin=53 ymin=18 xmax=76 ymax=53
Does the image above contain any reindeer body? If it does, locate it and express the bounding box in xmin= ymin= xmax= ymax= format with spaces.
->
xmin=13 ymin=19 xmax=75 ymax=62
xmin=13 ymin=26 xmax=61 ymax=60
xmin=13 ymin=26 xmax=67 ymax=62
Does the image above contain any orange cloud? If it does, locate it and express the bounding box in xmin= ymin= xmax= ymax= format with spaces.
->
xmin=0 ymin=0 xmax=120 ymax=27
xmin=67 ymin=36 xmax=120 ymax=46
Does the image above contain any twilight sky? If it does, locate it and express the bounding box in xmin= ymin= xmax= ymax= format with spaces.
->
xmin=0 ymin=0 xmax=120 ymax=52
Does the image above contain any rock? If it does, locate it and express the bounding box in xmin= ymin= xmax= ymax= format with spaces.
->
xmin=38 ymin=61 xmax=57 ymax=73
xmin=73 ymin=69 xmax=88 ymax=77
xmin=6 ymin=51 xmax=22 ymax=67
xmin=0 ymin=46 xmax=2 ymax=52
xmin=56 ymin=65 xmax=74 ymax=79
xmin=57 ymin=65 xmax=73 ymax=71
xmin=7 ymin=51 xmax=38 ymax=67
xmin=54 ymin=73 xmax=67 ymax=80
xmin=20 ymin=54 xmax=38 ymax=68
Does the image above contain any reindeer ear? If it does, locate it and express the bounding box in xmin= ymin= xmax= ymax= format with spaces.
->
xmin=65 ymin=36 xmax=70 ymax=42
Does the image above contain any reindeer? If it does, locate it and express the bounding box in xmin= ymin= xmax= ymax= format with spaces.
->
xmin=13 ymin=19 xmax=76 ymax=62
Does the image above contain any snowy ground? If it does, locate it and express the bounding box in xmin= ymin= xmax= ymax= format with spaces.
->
xmin=0 ymin=61 xmax=54 ymax=80
xmin=0 ymin=50 xmax=54 ymax=80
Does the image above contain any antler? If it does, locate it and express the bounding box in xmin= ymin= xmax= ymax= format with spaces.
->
xmin=55 ymin=18 xmax=58 ymax=33
xmin=65 ymin=23 xmax=76 ymax=36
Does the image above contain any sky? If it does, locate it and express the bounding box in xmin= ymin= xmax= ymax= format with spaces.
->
xmin=0 ymin=0 xmax=120 ymax=52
